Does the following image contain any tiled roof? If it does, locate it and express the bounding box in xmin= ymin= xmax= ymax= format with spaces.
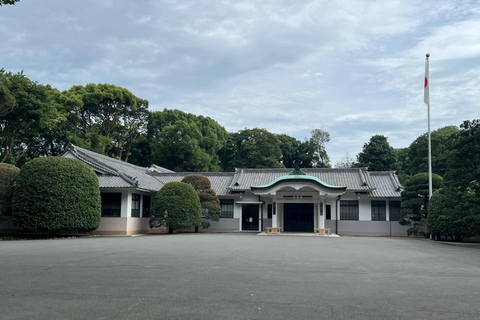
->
xmin=229 ymin=168 xmax=375 ymax=192
xmin=149 ymin=173 xmax=235 ymax=196
xmin=63 ymin=144 xmax=171 ymax=192
xmin=356 ymin=172 xmax=403 ymax=198
xmin=63 ymin=145 xmax=402 ymax=198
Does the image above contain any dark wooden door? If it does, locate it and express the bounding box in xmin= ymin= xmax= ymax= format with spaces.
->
xmin=284 ymin=203 xmax=314 ymax=232
xmin=242 ymin=204 xmax=259 ymax=230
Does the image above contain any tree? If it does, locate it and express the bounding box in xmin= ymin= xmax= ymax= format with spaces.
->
xmin=148 ymin=109 xmax=227 ymax=171
xmin=405 ymin=126 xmax=459 ymax=176
xmin=277 ymin=134 xmax=316 ymax=168
xmin=150 ymin=181 xmax=202 ymax=234
xmin=444 ymin=120 xmax=480 ymax=190
xmin=399 ymin=172 xmax=443 ymax=237
xmin=61 ymin=83 xmax=149 ymax=160
xmin=0 ymin=0 xmax=20 ymax=6
xmin=0 ymin=163 xmax=19 ymax=219
xmin=221 ymin=128 xmax=283 ymax=171
xmin=356 ymin=135 xmax=396 ymax=171
xmin=0 ymin=70 xmax=64 ymax=165
xmin=310 ymin=129 xmax=331 ymax=168
xmin=181 ymin=174 xmax=221 ymax=232
xmin=12 ymin=157 xmax=101 ymax=235
xmin=428 ymin=185 xmax=480 ymax=241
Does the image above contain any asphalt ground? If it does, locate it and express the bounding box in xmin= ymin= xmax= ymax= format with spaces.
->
xmin=1 ymin=234 xmax=479 ymax=320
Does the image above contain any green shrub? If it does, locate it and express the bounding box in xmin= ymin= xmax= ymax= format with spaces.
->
xmin=0 ymin=163 xmax=20 ymax=217
xmin=12 ymin=157 xmax=101 ymax=234
xmin=150 ymin=181 xmax=201 ymax=233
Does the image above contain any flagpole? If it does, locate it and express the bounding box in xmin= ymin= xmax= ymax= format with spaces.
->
xmin=425 ymin=53 xmax=433 ymax=198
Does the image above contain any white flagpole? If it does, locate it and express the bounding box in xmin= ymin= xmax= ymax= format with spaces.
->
xmin=425 ymin=53 xmax=432 ymax=198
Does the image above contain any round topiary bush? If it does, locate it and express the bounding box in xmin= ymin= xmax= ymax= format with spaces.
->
xmin=150 ymin=181 xmax=201 ymax=234
xmin=0 ymin=163 xmax=20 ymax=217
xmin=12 ymin=157 xmax=101 ymax=235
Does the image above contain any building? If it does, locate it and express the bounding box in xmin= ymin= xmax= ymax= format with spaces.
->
xmin=62 ymin=144 xmax=408 ymax=236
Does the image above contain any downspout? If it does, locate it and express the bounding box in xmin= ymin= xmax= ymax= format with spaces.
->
xmin=336 ymin=195 xmax=341 ymax=234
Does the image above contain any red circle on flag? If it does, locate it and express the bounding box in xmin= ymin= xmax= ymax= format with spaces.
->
xmin=424 ymin=77 xmax=428 ymax=88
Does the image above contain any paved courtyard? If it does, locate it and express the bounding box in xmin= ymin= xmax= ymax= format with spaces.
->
xmin=1 ymin=233 xmax=479 ymax=320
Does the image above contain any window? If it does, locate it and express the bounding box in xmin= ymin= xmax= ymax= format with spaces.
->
xmin=340 ymin=200 xmax=359 ymax=220
xmin=131 ymin=194 xmax=140 ymax=217
xmin=220 ymin=199 xmax=234 ymax=218
xmin=326 ymin=205 xmax=331 ymax=220
xmin=267 ymin=204 xmax=272 ymax=219
xmin=389 ymin=201 xmax=401 ymax=221
xmin=371 ymin=201 xmax=386 ymax=221
xmin=101 ymin=193 xmax=121 ymax=217
xmin=142 ymin=195 xmax=151 ymax=218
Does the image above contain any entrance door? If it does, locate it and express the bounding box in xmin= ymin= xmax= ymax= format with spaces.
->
xmin=242 ymin=204 xmax=259 ymax=230
xmin=284 ymin=203 xmax=314 ymax=232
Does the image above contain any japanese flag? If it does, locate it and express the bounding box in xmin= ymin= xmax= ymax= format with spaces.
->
xmin=424 ymin=56 xmax=429 ymax=105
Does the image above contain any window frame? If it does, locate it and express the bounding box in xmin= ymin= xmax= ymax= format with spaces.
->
xmin=371 ymin=200 xmax=386 ymax=221
xmin=220 ymin=199 xmax=234 ymax=218
xmin=340 ymin=200 xmax=359 ymax=220
xmin=142 ymin=195 xmax=151 ymax=218
xmin=131 ymin=193 xmax=141 ymax=217
xmin=389 ymin=201 xmax=401 ymax=221
xmin=101 ymin=193 xmax=122 ymax=217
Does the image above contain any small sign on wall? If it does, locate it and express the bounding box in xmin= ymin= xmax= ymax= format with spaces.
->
xmin=249 ymin=217 xmax=253 ymax=222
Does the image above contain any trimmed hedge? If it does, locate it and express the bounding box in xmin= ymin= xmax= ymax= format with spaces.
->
xmin=0 ymin=163 xmax=20 ymax=217
xmin=12 ymin=157 xmax=101 ymax=234
xmin=150 ymin=181 xmax=201 ymax=233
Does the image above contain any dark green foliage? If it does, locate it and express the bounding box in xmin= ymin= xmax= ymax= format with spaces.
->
xmin=0 ymin=163 xmax=19 ymax=217
xmin=181 ymin=174 xmax=221 ymax=230
xmin=0 ymin=70 xmax=64 ymax=165
xmin=0 ymin=0 xmax=20 ymax=6
xmin=62 ymin=83 xmax=149 ymax=160
xmin=277 ymin=134 xmax=316 ymax=168
xmin=404 ymin=126 xmax=459 ymax=176
xmin=399 ymin=172 xmax=443 ymax=237
xmin=356 ymin=135 xmax=396 ymax=171
xmin=12 ymin=157 xmax=101 ymax=234
xmin=444 ymin=120 xmax=480 ymax=190
xmin=221 ymin=128 xmax=283 ymax=171
xmin=148 ymin=109 xmax=227 ymax=172
xmin=428 ymin=185 xmax=480 ymax=241
xmin=150 ymin=182 xmax=202 ymax=233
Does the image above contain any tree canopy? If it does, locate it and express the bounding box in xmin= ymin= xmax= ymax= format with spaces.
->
xmin=0 ymin=0 xmax=20 ymax=6
xmin=356 ymin=135 xmax=396 ymax=171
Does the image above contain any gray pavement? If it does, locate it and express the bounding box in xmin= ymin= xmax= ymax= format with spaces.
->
xmin=1 ymin=233 xmax=479 ymax=320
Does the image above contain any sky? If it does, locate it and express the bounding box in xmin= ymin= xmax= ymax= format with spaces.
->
xmin=1 ymin=0 xmax=479 ymax=166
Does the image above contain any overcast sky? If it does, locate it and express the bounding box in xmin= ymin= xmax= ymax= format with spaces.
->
xmin=1 ymin=0 xmax=479 ymax=166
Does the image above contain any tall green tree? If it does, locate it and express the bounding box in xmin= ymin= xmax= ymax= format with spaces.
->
xmin=310 ymin=129 xmax=331 ymax=168
xmin=444 ymin=120 xmax=480 ymax=190
xmin=277 ymin=134 xmax=315 ymax=168
xmin=356 ymin=135 xmax=396 ymax=171
xmin=405 ymin=126 xmax=459 ymax=176
xmin=0 ymin=70 xmax=64 ymax=165
xmin=62 ymin=83 xmax=149 ymax=160
xmin=147 ymin=109 xmax=227 ymax=171
xmin=221 ymin=128 xmax=283 ymax=171
xmin=399 ymin=172 xmax=443 ymax=237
